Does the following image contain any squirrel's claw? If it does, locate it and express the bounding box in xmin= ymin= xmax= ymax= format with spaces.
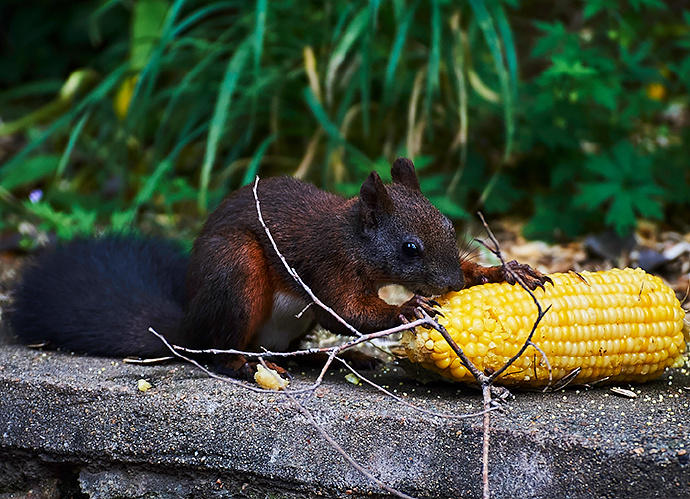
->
xmin=502 ymin=260 xmax=552 ymax=291
xmin=399 ymin=294 xmax=442 ymax=328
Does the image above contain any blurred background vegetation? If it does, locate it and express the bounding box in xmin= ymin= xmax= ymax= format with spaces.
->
xmin=0 ymin=0 xmax=688 ymax=248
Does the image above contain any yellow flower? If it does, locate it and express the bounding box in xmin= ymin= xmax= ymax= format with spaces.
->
xmin=113 ymin=75 xmax=139 ymax=120
xmin=646 ymin=82 xmax=666 ymax=101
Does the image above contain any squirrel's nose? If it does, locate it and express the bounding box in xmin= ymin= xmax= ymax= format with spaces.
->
xmin=442 ymin=270 xmax=464 ymax=293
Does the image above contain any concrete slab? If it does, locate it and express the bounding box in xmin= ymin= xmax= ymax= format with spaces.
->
xmin=0 ymin=345 xmax=688 ymax=498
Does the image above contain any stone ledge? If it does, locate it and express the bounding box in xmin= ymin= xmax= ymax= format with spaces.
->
xmin=0 ymin=345 xmax=688 ymax=498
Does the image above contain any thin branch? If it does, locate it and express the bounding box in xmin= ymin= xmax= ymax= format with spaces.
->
xmin=149 ymin=327 xmax=270 ymax=394
xmin=171 ymin=318 xmax=430 ymax=358
xmin=473 ymin=212 xmax=552 ymax=384
xmin=547 ymin=367 xmax=582 ymax=392
xmin=488 ymin=305 xmax=550 ymax=383
xmin=429 ymin=316 xmax=486 ymax=383
xmin=527 ymin=340 xmax=553 ymax=392
xmin=335 ymin=357 xmax=496 ymax=420
xmin=295 ymin=301 xmax=314 ymax=318
xmin=253 ymin=176 xmax=362 ymax=337
xmin=481 ymin=384 xmax=491 ymax=499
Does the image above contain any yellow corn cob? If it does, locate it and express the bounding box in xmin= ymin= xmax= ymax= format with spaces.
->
xmin=402 ymin=268 xmax=688 ymax=386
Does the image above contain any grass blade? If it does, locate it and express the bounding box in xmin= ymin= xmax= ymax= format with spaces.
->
xmin=326 ymin=8 xmax=368 ymax=105
xmin=383 ymin=0 xmax=418 ymax=104
xmin=468 ymin=0 xmax=513 ymax=162
xmin=127 ymin=0 xmax=186 ymax=125
xmin=493 ymin=4 xmax=518 ymax=105
xmin=2 ymin=64 xmax=128 ymax=174
xmin=172 ymin=1 xmax=241 ymax=36
xmin=253 ymin=0 xmax=267 ymax=74
xmin=359 ymin=24 xmax=372 ymax=135
xmin=304 ymin=87 xmax=345 ymax=144
xmin=199 ymin=38 xmax=252 ymax=211
xmin=241 ymin=134 xmax=275 ymax=186
xmin=122 ymin=122 xmax=208 ymax=226
xmin=303 ymin=46 xmax=322 ymax=103
xmin=56 ymin=110 xmax=91 ymax=178
xmin=303 ymin=87 xmax=369 ymax=167
xmin=424 ymin=0 xmax=441 ymax=123
xmin=406 ymin=69 xmax=425 ymax=159
xmin=447 ymin=12 xmax=468 ymax=196
xmin=332 ymin=3 xmax=355 ymax=44
xmin=0 ymin=80 xmax=63 ymax=104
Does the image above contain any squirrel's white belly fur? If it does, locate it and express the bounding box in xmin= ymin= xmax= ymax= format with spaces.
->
xmin=253 ymin=291 xmax=314 ymax=351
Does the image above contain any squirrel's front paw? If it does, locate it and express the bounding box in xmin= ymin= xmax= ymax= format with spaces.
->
xmin=398 ymin=295 xmax=443 ymax=325
xmin=502 ymin=260 xmax=553 ymax=290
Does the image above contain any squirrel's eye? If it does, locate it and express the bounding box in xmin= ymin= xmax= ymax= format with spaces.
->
xmin=402 ymin=241 xmax=420 ymax=258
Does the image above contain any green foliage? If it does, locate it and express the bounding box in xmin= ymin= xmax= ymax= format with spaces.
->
xmin=23 ymin=201 xmax=97 ymax=240
xmin=576 ymin=141 xmax=663 ymax=235
xmin=0 ymin=0 xmax=689 ymax=244
xmin=519 ymin=1 xmax=690 ymax=239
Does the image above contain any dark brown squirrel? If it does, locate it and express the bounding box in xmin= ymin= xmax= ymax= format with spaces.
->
xmin=9 ymin=158 xmax=547 ymax=375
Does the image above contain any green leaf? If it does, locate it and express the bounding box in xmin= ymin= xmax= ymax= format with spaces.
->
xmin=131 ymin=0 xmax=170 ymax=71
xmin=0 ymin=155 xmax=60 ymax=191
xmin=575 ymin=181 xmax=619 ymax=208
xmin=589 ymin=80 xmax=618 ymax=110
xmin=631 ymin=194 xmax=663 ymax=219
xmin=584 ymin=156 xmax=616 ymax=180
xmin=610 ymin=141 xmax=636 ymax=176
xmin=606 ymin=192 xmax=637 ymax=235
xmin=111 ymin=210 xmax=136 ymax=231
xmin=483 ymin=174 xmax=524 ymax=214
xmin=523 ymin=193 xmax=590 ymax=241
xmin=583 ymin=0 xmax=608 ymax=19
xmin=543 ymin=57 xmax=597 ymax=78
xmin=531 ymin=21 xmax=568 ymax=58
xmin=23 ymin=202 xmax=97 ymax=240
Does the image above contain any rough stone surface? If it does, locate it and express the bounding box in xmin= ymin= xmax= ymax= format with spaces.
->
xmin=0 ymin=345 xmax=689 ymax=498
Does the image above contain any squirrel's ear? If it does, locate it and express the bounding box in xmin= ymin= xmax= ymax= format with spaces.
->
xmin=359 ymin=171 xmax=393 ymax=228
xmin=391 ymin=157 xmax=420 ymax=192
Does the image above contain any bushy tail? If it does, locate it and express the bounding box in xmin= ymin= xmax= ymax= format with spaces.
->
xmin=9 ymin=235 xmax=189 ymax=358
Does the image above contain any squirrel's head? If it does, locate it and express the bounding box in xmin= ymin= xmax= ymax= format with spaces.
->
xmin=357 ymin=158 xmax=464 ymax=296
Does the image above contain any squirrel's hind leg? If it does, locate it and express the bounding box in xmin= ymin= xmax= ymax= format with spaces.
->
xmin=183 ymin=232 xmax=276 ymax=351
